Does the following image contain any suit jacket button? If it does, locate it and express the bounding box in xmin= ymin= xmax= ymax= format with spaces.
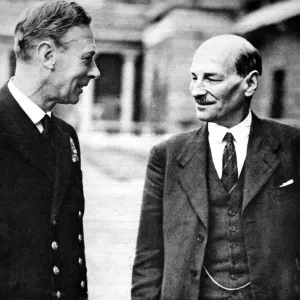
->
xmin=56 ymin=291 xmax=61 ymax=298
xmin=230 ymin=274 xmax=238 ymax=280
xmin=229 ymin=225 xmax=236 ymax=232
xmin=197 ymin=234 xmax=204 ymax=242
xmin=231 ymin=259 xmax=238 ymax=265
xmin=78 ymin=234 xmax=83 ymax=242
xmin=52 ymin=219 xmax=57 ymax=226
xmin=78 ymin=211 xmax=82 ymax=219
xmin=53 ymin=266 xmax=60 ymax=275
xmin=52 ymin=241 xmax=58 ymax=250
xmin=80 ymin=280 xmax=86 ymax=288
xmin=228 ymin=209 xmax=236 ymax=216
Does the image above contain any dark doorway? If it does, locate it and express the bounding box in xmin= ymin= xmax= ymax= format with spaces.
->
xmin=93 ymin=54 xmax=123 ymax=121
xmin=270 ymin=69 xmax=285 ymax=118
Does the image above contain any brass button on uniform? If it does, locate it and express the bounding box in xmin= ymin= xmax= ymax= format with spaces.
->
xmin=78 ymin=211 xmax=82 ymax=218
xmin=78 ymin=234 xmax=83 ymax=242
xmin=53 ymin=266 xmax=60 ymax=275
xmin=56 ymin=291 xmax=61 ymax=299
xmin=80 ymin=280 xmax=85 ymax=288
xmin=78 ymin=257 xmax=83 ymax=265
xmin=51 ymin=241 xmax=58 ymax=250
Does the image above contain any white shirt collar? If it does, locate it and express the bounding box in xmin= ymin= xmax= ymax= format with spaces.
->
xmin=208 ymin=110 xmax=252 ymax=144
xmin=7 ymin=77 xmax=51 ymax=125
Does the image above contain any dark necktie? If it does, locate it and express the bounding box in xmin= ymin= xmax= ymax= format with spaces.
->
xmin=221 ymin=132 xmax=238 ymax=194
xmin=41 ymin=114 xmax=53 ymax=140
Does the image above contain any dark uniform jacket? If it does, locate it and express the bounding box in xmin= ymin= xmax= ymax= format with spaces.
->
xmin=132 ymin=113 xmax=300 ymax=300
xmin=0 ymin=83 xmax=88 ymax=300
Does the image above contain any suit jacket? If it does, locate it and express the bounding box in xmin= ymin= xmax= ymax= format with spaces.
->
xmin=0 ymin=83 xmax=88 ymax=300
xmin=132 ymin=112 xmax=300 ymax=300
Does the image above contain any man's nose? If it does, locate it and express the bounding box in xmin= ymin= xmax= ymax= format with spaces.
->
xmin=190 ymin=79 xmax=207 ymax=96
xmin=88 ymin=61 xmax=100 ymax=79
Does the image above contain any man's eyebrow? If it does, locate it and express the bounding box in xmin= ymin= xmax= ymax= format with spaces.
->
xmin=204 ymin=72 xmax=221 ymax=76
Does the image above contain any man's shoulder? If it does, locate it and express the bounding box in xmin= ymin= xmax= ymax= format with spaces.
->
xmin=54 ymin=116 xmax=79 ymax=139
xmin=258 ymin=117 xmax=300 ymax=140
xmin=54 ymin=116 xmax=74 ymax=131
xmin=152 ymin=126 xmax=204 ymax=157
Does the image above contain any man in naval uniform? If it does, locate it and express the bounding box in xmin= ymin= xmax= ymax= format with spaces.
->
xmin=132 ymin=35 xmax=300 ymax=299
xmin=0 ymin=1 xmax=100 ymax=299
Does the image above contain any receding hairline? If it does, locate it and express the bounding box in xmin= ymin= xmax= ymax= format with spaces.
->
xmin=193 ymin=34 xmax=259 ymax=74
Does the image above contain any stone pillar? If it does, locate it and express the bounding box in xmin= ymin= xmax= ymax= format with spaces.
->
xmin=79 ymin=79 xmax=95 ymax=134
xmin=142 ymin=49 xmax=155 ymax=135
xmin=120 ymin=53 xmax=137 ymax=133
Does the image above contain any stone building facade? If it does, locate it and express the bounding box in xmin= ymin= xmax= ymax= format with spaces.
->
xmin=0 ymin=0 xmax=299 ymax=134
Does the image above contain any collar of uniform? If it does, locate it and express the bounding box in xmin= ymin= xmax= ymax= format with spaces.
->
xmin=208 ymin=110 xmax=252 ymax=144
xmin=8 ymin=77 xmax=52 ymax=125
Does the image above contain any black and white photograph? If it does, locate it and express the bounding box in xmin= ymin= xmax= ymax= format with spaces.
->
xmin=0 ymin=0 xmax=300 ymax=299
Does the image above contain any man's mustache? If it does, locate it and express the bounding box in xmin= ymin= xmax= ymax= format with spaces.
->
xmin=194 ymin=95 xmax=212 ymax=105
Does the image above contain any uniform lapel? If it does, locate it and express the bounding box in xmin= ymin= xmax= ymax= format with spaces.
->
xmin=51 ymin=117 xmax=71 ymax=221
xmin=0 ymin=84 xmax=54 ymax=181
xmin=242 ymin=113 xmax=280 ymax=214
xmin=177 ymin=125 xmax=209 ymax=228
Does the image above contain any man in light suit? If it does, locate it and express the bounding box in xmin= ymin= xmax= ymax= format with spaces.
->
xmin=132 ymin=34 xmax=300 ymax=300
xmin=0 ymin=1 xmax=100 ymax=299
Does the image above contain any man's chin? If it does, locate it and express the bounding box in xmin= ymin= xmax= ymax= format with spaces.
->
xmin=67 ymin=94 xmax=81 ymax=105
xmin=195 ymin=111 xmax=215 ymax=123
xmin=71 ymin=97 xmax=80 ymax=104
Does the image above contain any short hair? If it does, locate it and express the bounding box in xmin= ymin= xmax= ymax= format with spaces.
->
xmin=14 ymin=0 xmax=92 ymax=61
xmin=235 ymin=43 xmax=262 ymax=77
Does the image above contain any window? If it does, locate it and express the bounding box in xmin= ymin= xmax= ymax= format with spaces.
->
xmin=270 ymin=69 xmax=285 ymax=118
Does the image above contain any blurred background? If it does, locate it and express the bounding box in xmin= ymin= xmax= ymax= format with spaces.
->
xmin=0 ymin=0 xmax=300 ymax=299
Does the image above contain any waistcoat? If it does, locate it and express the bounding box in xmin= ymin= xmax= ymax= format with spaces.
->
xmin=199 ymin=149 xmax=252 ymax=300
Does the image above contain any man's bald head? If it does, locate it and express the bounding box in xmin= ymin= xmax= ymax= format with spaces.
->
xmin=194 ymin=34 xmax=262 ymax=78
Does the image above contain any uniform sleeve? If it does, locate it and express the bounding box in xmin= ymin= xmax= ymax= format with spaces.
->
xmin=131 ymin=146 xmax=165 ymax=300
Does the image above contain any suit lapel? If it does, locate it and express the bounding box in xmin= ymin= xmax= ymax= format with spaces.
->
xmin=51 ymin=117 xmax=72 ymax=221
xmin=177 ymin=125 xmax=209 ymax=228
xmin=0 ymin=83 xmax=54 ymax=181
xmin=242 ymin=113 xmax=280 ymax=214
xmin=176 ymin=114 xmax=282 ymax=225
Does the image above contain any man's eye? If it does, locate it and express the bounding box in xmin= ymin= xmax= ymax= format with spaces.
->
xmin=207 ymin=77 xmax=221 ymax=82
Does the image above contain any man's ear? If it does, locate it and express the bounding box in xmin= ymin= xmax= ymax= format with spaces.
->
xmin=244 ymin=70 xmax=260 ymax=97
xmin=37 ymin=41 xmax=56 ymax=70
